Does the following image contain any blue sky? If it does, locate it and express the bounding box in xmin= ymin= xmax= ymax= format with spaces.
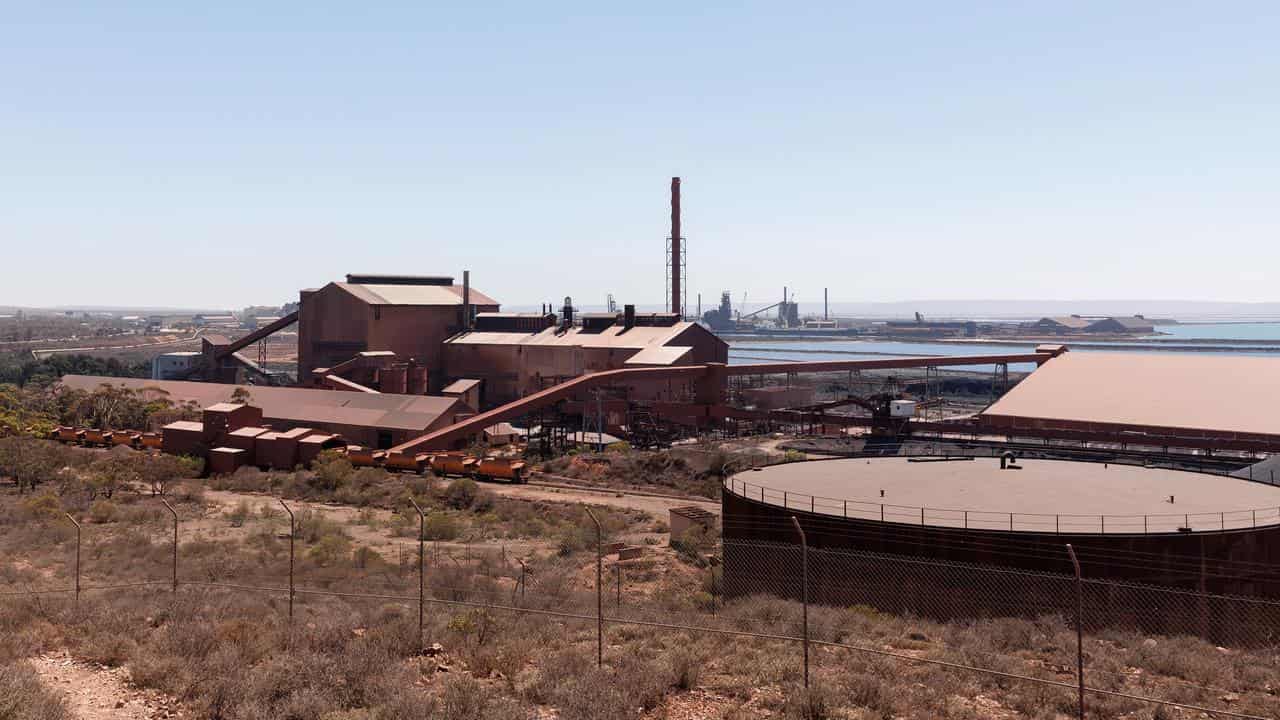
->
xmin=3 ymin=2 xmax=1278 ymax=310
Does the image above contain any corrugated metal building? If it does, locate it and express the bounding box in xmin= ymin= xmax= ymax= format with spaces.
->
xmin=297 ymin=274 xmax=499 ymax=388
xmin=60 ymin=375 xmax=470 ymax=449
xmin=441 ymin=312 xmax=728 ymax=406
xmin=981 ymin=351 xmax=1280 ymax=444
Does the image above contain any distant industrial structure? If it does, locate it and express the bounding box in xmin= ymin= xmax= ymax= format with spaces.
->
xmin=1033 ymin=314 xmax=1156 ymax=334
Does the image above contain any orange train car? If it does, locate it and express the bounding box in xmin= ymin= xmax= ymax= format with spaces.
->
xmin=54 ymin=427 xmax=85 ymax=443
xmin=347 ymin=446 xmax=387 ymax=468
xmin=111 ymin=431 xmax=141 ymax=449
xmin=82 ymin=429 xmax=114 ymax=447
xmin=383 ymin=451 xmax=428 ymax=474
xmin=473 ymin=457 xmax=527 ymax=483
xmin=139 ymin=432 xmax=163 ymax=450
xmin=428 ymin=453 xmax=477 ymax=477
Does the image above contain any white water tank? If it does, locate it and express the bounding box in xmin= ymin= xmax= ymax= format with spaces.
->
xmin=890 ymin=400 xmax=917 ymax=418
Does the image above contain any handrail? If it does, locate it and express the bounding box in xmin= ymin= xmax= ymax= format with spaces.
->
xmin=724 ymin=466 xmax=1280 ymax=536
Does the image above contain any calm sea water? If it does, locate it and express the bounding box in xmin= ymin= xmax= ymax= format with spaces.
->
xmin=1154 ymin=322 xmax=1280 ymax=341
xmin=727 ymin=323 xmax=1280 ymax=371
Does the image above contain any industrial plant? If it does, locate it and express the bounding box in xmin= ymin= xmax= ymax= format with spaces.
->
xmin=54 ymin=178 xmax=1280 ymax=611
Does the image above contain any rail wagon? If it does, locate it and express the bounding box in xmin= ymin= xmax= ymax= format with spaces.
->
xmin=473 ymin=457 xmax=527 ymax=483
xmin=383 ymin=451 xmax=429 ymax=474
xmin=54 ymin=427 xmax=85 ymax=443
xmin=347 ymin=446 xmax=387 ymax=468
xmin=429 ymin=453 xmax=477 ymax=477
xmin=111 ymin=431 xmax=142 ymax=449
xmin=82 ymin=429 xmax=114 ymax=447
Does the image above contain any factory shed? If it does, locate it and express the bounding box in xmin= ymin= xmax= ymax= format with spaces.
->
xmin=981 ymin=352 xmax=1280 ymax=446
xmin=297 ymin=274 xmax=500 ymax=387
xmin=442 ymin=317 xmax=728 ymax=406
xmin=59 ymin=376 xmax=470 ymax=449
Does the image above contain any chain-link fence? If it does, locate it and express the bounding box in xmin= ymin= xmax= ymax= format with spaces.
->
xmin=4 ymin=502 xmax=1280 ymax=719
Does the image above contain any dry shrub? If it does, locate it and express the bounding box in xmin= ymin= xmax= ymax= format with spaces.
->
xmin=0 ymin=661 xmax=72 ymax=720
xmin=1124 ymin=634 xmax=1230 ymax=686
xmin=0 ymin=597 xmax=63 ymax=663
xmin=431 ymin=674 xmax=529 ymax=720
xmin=781 ymin=684 xmax=836 ymax=720
xmin=667 ymin=646 xmax=702 ymax=690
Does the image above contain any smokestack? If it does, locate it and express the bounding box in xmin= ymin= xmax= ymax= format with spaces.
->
xmin=462 ymin=270 xmax=471 ymax=330
xmin=670 ymin=177 xmax=681 ymax=318
xmin=562 ymin=296 xmax=574 ymax=329
xmin=824 ymin=288 xmax=829 ymax=320
xmin=624 ymin=304 xmax=635 ymax=330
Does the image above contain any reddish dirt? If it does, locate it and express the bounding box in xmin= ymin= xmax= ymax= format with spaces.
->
xmin=32 ymin=651 xmax=182 ymax=720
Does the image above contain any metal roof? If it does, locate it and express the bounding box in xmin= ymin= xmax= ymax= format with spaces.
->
xmin=206 ymin=402 xmax=246 ymax=412
xmin=624 ymin=345 xmax=692 ymax=366
xmin=60 ymin=376 xmax=464 ymax=432
xmin=442 ymin=379 xmax=482 ymax=393
xmin=335 ymin=282 xmax=499 ymax=307
xmin=982 ymin=352 xmax=1280 ymax=438
xmin=445 ymin=321 xmax=696 ymax=352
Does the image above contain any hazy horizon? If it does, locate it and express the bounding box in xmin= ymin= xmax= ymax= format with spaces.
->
xmin=12 ymin=297 xmax=1280 ymax=323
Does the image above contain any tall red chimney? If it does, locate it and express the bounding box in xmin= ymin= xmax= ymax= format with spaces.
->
xmin=670 ymin=177 xmax=681 ymax=317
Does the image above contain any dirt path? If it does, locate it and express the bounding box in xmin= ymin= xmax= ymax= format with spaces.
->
xmin=32 ymin=651 xmax=180 ymax=720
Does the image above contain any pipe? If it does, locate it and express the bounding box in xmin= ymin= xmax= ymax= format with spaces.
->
xmin=671 ymin=177 xmax=681 ymax=317
xmin=824 ymin=288 xmax=828 ymax=320
xmin=462 ymin=270 xmax=471 ymax=330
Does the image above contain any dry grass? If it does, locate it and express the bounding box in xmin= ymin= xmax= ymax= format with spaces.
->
xmin=0 ymin=661 xmax=72 ymax=720
xmin=3 ymin=462 xmax=1280 ymax=719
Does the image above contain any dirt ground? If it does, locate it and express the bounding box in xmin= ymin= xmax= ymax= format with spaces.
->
xmin=31 ymin=651 xmax=181 ymax=720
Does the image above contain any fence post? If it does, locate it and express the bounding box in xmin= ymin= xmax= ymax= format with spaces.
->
xmin=1065 ymin=544 xmax=1085 ymax=720
xmin=615 ymin=564 xmax=622 ymax=609
xmin=408 ymin=497 xmax=427 ymax=654
xmin=279 ymin=500 xmax=295 ymax=626
xmin=160 ymin=499 xmax=178 ymax=594
xmin=790 ymin=516 xmax=810 ymax=689
xmin=518 ymin=559 xmax=527 ymax=604
xmin=64 ymin=513 xmax=81 ymax=608
xmin=585 ymin=508 xmax=603 ymax=668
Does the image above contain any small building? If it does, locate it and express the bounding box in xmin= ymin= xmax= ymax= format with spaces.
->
xmin=193 ymin=314 xmax=238 ymax=327
xmin=202 ymin=403 xmax=263 ymax=438
xmin=298 ymin=433 xmax=346 ymax=466
xmin=161 ymin=420 xmax=206 ymax=456
xmin=152 ymin=351 xmax=201 ymax=380
xmin=208 ymin=447 xmax=249 ymax=475
xmin=483 ymin=422 xmax=522 ymax=446
xmin=669 ymin=506 xmax=717 ymax=540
